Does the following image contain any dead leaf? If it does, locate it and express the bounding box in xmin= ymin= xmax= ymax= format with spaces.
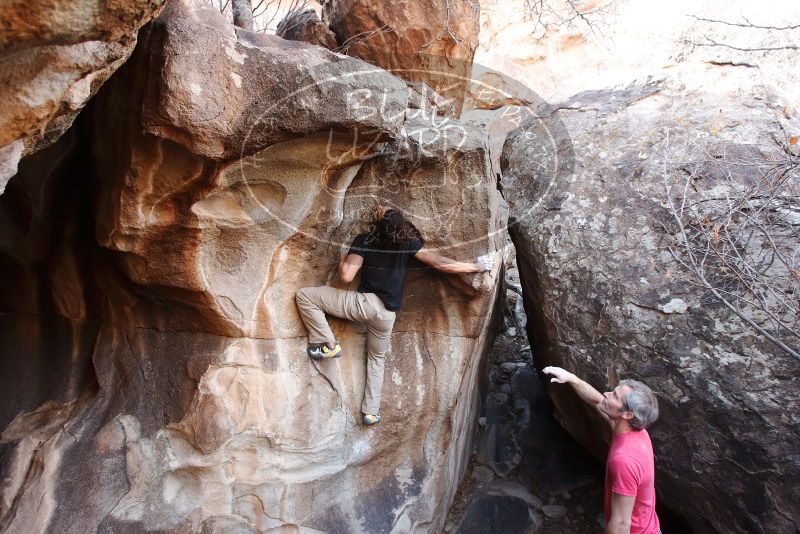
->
xmin=789 ymin=136 xmax=799 ymax=145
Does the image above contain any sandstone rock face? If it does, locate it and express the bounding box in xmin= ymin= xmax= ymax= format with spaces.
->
xmin=462 ymin=62 xmax=538 ymax=113
xmin=324 ymin=0 xmax=481 ymax=116
xmin=276 ymin=9 xmax=339 ymax=49
xmin=0 ymin=0 xmax=166 ymax=194
xmin=476 ymin=0 xmax=800 ymax=105
xmin=0 ymin=1 xmax=504 ymax=532
xmin=502 ymin=65 xmax=800 ymax=534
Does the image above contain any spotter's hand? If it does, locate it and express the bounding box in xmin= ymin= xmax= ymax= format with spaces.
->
xmin=542 ymin=366 xmax=575 ymax=384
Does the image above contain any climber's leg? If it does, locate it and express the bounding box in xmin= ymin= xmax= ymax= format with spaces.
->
xmin=360 ymin=294 xmax=396 ymax=417
xmin=296 ymin=286 xmax=376 ymax=355
xmin=296 ymin=286 xmax=343 ymax=346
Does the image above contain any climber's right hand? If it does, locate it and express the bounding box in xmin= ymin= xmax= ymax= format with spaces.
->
xmin=476 ymin=254 xmax=494 ymax=272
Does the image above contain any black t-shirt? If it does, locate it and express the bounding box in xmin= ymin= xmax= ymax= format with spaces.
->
xmin=348 ymin=233 xmax=423 ymax=311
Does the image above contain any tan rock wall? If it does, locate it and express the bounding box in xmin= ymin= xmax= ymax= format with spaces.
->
xmin=0 ymin=1 xmax=505 ymax=531
xmin=0 ymin=0 xmax=166 ymax=194
xmin=322 ymin=0 xmax=481 ymax=116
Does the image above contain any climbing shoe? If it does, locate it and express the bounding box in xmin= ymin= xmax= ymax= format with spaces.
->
xmin=306 ymin=342 xmax=342 ymax=360
xmin=362 ymin=414 xmax=382 ymax=426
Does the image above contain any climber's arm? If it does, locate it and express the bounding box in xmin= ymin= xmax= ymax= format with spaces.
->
xmin=338 ymin=250 xmax=364 ymax=283
xmin=414 ymin=248 xmax=484 ymax=274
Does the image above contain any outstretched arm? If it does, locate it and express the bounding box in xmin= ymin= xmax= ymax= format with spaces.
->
xmin=542 ymin=366 xmax=611 ymax=426
xmin=414 ymin=248 xmax=487 ymax=274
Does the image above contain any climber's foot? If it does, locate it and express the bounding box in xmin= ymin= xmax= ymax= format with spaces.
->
xmin=362 ymin=413 xmax=381 ymax=426
xmin=306 ymin=341 xmax=342 ymax=359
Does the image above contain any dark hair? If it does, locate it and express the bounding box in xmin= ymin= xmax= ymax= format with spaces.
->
xmin=366 ymin=209 xmax=423 ymax=250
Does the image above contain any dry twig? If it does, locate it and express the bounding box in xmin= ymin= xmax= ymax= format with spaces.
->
xmin=684 ymin=15 xmax=800 ymax=53
xmin=522 ymin=0 xmax=620 ymax=40
xmin=419 ymin=0 xmax=478 ymax=54
xmin=660 ymin=131 xmax=800 ymax=360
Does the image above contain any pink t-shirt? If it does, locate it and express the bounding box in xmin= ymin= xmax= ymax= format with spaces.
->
xmin=604 ymin=429 xmax=660 ymax=534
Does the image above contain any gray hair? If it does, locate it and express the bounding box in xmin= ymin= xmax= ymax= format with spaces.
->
xmin=619 ymin=379 xmax=659 ymax=430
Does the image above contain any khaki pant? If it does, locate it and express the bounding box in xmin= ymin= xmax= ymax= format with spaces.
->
xmin=295 ymin=286 xmax=396 ymax=415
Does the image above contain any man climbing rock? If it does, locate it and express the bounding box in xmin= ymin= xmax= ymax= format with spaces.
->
xmin=296 ymin=205 xmax=493 ymax=426
xmin=543 ymin=366 xmax=661 ymax=534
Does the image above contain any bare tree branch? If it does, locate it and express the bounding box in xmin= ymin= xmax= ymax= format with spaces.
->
xmin=684 ymin=15 xmax=800 ymax=53
xmin=419 ymin=0 xmax=477 ymax=54
xmin=522 ymin=0 xmax=621 ymax=41
xmin=687 ymin=38 xmax=799 ymax=52
xmin=691 ymin=15 xmax=800 ymax=31
xmin=660 ymin=131 xmax=800 ymax=361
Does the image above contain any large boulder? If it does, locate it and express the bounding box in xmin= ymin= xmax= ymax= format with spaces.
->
xmin=502 ymin=65 xmax=800 ymax=534
xmin=323 ymin=0 xmax=481 ymax=116
xmin=0 ymin=0 xmax=166 ymax=194
xmin=0 ymin=0 xmax=505 ymax=532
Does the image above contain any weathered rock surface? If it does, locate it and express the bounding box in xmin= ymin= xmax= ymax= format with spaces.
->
xmin=0 ymin=0 xmax=504 ymax=532
xmin=445 ymin=276 xmax=605 ymax=534
xmin=276 ymin=9 xmax=339 ymax=49
xmin=0 ymin=0 xmax=166 ymax=194
xmin=457 ymin=495 xmax=539 ymax=534
xmin=323 ymin=0 xmax=481 ymax=115
xmin=502 ymin=65 xmax=800 ymax=533
xmin=463 ymin=62 xmax=538 ymax=113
